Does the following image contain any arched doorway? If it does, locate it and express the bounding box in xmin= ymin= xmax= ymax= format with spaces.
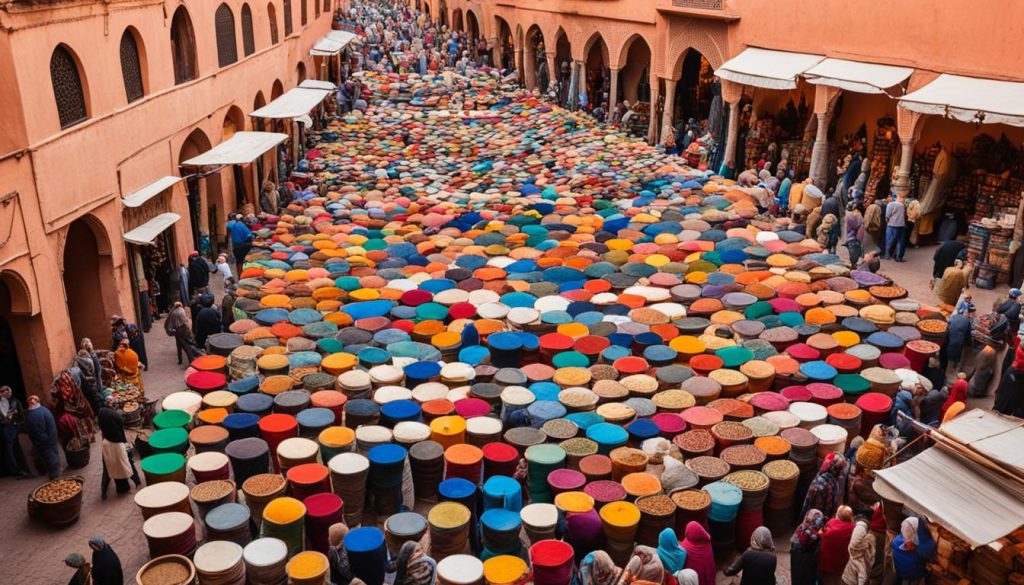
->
xmin=452 ymin=9 xmax=463 ymax=32
xmin=466 ymin=10 xmax=479 ymax=41
xmin=63 ymin=217 xmax=114 ymax=349
xmin=525 ymin=26 xmax=546 ymax=92
xmin=582 ymin=34 xmax=608 ymax=113
xmin=254 ymin=91 xmax=267 ymax=131
xmin=495 ymin=17 xmax=513 ymax=72
xmin=179 ymin=128 xmax=219 ymax=254
xmin=0 ymin=276 xmax=27 ymax=401
xmin=296 ymin=61 xmax=307 ymax=84
xmin=617 ymin=35 xmax=652 ymax=136
xmin=271 ymin=79 xmax=284 ymax=99
xmin=423 ymin=1 xmax=431 ymax=20
xmin=673 ymin=49 xmax=716 ymax=134
xmin=223 ymin=106 xmax=249 ymax=208
xmin=554 ymin=29 xmax=572 ymax=106
xmin=438 ymin=0 xmax=447 ymax=27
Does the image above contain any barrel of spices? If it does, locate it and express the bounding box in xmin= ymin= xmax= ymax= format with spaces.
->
xmin=303 ymin=492 xmax=343 ymax=554
xmin=355 ymin=425 xmax=394 ymax=454
xmin=855 ymin=393 xmax=893 ymax=438
xmin=429 ymin=415 xmax=467 ymax=449
xmin=429 ymin=502 xmax=473 ymax=560
xmin=721 ymin=445 xmax=767 ymax=472
xmin=384 ymin=512 xmax=428 ymax=556
xmin=671 ymin=489 xmax=711 ymax=532
xmin=525 ymin=444 xmax=566 ymax=504
xmin=141 ymin=453 xmax=187 ymax=485
xmin=318 ymin=426 xmax=356 ymax=462
xmin=367 ymin=444 xmax=407 ymax=516
xmin=237 ymin=393 xmax=274 ymax=417
xmin=190 ymin=479 xmax=236 ymax=519
xmin=481 ymin=442 xmax=519 ymax=479
xmin=344 ymin=399 xmax=380 ymax=428
xmin=205 ymin=502 xmax=254 ymax=546
xmin=144 ymin=511 xmax=197 ymax=558
xmin=520 ymin=502 xmax=558 ymax=544
xmin=504 ymin=427 xmax=547 ymax=455
xmin=225 ymin=438 xmax=270 ymax=487
xmin=483 ymin=475 xmax=524 ymax=513
xmin=635 ymin=494 xmax=676 ymax=546
xmin=194 ymin=540 xmax=246 ymax=585
xmin=710 ymin=421 xmax=754 ymax=454
xmin=762 ymin=459 xmax=800 ymax=532
xmin=583 ymin=479 xmax=626 ymax=512
xmin=188 ymin=424 xmax=230 ymax=454
xmin=195 ymin=406 xmax=226 ymax=426
xmin=789 ymin=401 xmax=828 ymax=430
xmin=826 ymin=403 xmax=863 ymax=448
xmin=559 ymin=438 xmax=598 ymax=470
xmin=481 ymin=508 xmax=523 ymax=557
xmin=136 ymin=555 xmax=196 ymax=585
xmin=437 ymin=555 xmax=485 ymax=585
xmin=297 ymin=408 xmax=336 ymax=440
xmin=277 ymin=437 xmax=320 ymax=474
xmin=153 ymin=409 xmax=192 ymax=430
xmin=609 ymin=447 xmax=649 ymax=482
xmin=753 ymin=436 xmax=791 ymax=462
xmin=585 ymin=423 xmax=629 ymax=455
xmin=163 ymin=391 xmax=203 ymax=416
xmin=723 ymin=470 xmax=770 ymax=512
xmin=483 ymin=555 xmax=529 ymax=585
xmin=704 ymin=481 xmax=742 ymax=552
xmin=242 ymin=474 xmax=287 ymax=530
xmin=547 ymin=468 xmax=586 ymax=497
xmin=310 ymin=391 xmax=347 ymax=425
xmin=578 ymin=454 xmax=612 ymax=482
xmin=445 ymin=443 xmax=484 ymax=484
xmin=222 ymin=413 xmax=261 ymax=441
xmin=258 ymin=414 xmax=299 ymax=472
xmin=243 ymin=537 xmax=288 ymax=585
xmin=409 ymin=441 xmax=445 ymax=500
xmin=134 ymin=481 xmax=191 ymax=520
xmin=326 ymin=452 xmax=368 ymax=526
xmin=686 ymin=456 xmax=731 ymax=487
xmin=287 ymin=463 xmax=331 ymax=501
xmin=529 ymin=539 xmax=574 ymax=585
xmin=599 ymin=501 xmax=641 ymax=564
xmin=672 ymin=429 xmax=715 ymax=459
xmin=781 ymin=428 xmax=819 ymax=474
xmin=260 ymin=497 xmax=306 ymax=557
xmin=286 ymin=550 xmax=330 ymax=585
xmin=149 ymin=427 xmax=190 ymax=455
xmin=466 ymin=417 xmax=504 ymax=447
xmin=811 ymin=424 xmax=849 ymax=459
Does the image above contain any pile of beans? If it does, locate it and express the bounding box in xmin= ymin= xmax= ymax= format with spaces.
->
xmin=721 ymin=445 xmax=767 ymax=468
xmin=671 ymin=489 xmax=711 ymax=511
xmin=191 ymin=480 xmax=234 ymax=502
xmin=243 ymin=473 xmax=286 ymax=497
xmin=35 ymin=479 xmax=81 ymax=504
xmin=140 ymin=561 xmax=191 ymax=584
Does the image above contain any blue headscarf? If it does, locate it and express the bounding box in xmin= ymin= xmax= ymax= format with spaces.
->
xmin=656 ymin=527 xmax=687 ymax=573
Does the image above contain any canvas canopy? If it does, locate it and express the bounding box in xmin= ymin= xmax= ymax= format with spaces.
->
xmin=900 ymin=74 xmax=1024 ymax=126
xmin=250 ymin=88 xmax=332 ymax=120
xmin=715 ymin=47 xmax=823 ymax=90
xmin=804 ymin=58 xmax=914 ymax=94
xmin=300 ymin=79 xmax=336 ymax=91
xmin=310 ymin=30 xmax=357 ymax=56
xmin=123 ymin=213 xmax=181 ymax=245
xmin=180 ymin=132 xmax=288 ymax=166
xmin=122 ymin=176 xmax=182 ymax=208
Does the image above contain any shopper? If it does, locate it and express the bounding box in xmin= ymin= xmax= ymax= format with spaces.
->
xmin=884 ymin=194 xmax=907 ymax=262
xmin=892 ymin=517 xmax=936 ymax=585
xmin=164 ymin=301 xmax=204 ymax=364
xmin=194 ymin=294 xmax=223 ymax=349
xmin=996 ymin=288 xmax=1023 ymax=340
xmin=0 ymin=385 xmax=29 ymax=478
xmin=842 ymin=519 xmax=876 ymax=585
xmin=64 ymin=553 xmax=91 ymax=585
xmin=25 ymin=395 xmax=60 ymax=479
xmin=680 ymin=521 xmax=716 ymax=585
xmin=932 ymin=260 xmax=972 ymax=306
xmin=89 ymin=536 xmax=123 ymax=585
xmin=113 ymin=338 xmax=144 ymax=393
xmin=723 ymin=526 xmax=777 ymax=585
xmin=98 ymin=399 xmax=141 ymax=499
xmin=215 ymin=254 xmax=233 ymax=283
xmin=931 ymin=239 xmax=967 ymax=283
xmin=802 ymin=452 xmax=848 ymax=519
xmin=580 ymin=551 xmax=618 ymax=585
xmin=819 ymin=506 xmax=857 ymax=585
xmin=790 ymin=509 xmax=826 ymax=585
xmin=227 ymin=214 xmax=255 ymax=275
xmin=655 ymin=527 xmax=687 ymax=574
xmin=187 ymin=251 xmax=212 ymax=296
xmin=845 ymin=202 xmax=865 ymax=268
xmin=392 ymin=541 xmax=436 ymax=585
xmin=620 ymin=545 xmax=664 ymax=585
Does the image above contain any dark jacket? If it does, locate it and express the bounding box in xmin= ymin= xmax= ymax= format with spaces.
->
xmin=24 ymin=405 xmax=58 ymax=446
xmin=187 ymin=256 xmax=211 ymax=291
xmin=195 ymin=306 xmax=223 ymax=349
xmin=932 ymin=240 xmax=967 ymax=278
xmin=91 ymin=545 xmax=124 ymax=585
xmin=724 ymin=549 xmax=777 ymax=585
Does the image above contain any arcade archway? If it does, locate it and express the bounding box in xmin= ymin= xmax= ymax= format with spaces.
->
xmin=62 ymin=217 xmax=115 ymax=349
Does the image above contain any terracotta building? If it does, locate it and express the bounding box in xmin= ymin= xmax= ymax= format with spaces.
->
xmin=0 ymin=0 xmax=343 ymax=398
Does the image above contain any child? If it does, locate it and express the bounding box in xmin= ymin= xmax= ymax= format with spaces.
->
xmin=215 ymin=254 xmax=233 ymax=283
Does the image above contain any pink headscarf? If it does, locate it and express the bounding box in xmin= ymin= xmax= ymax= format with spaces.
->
xmin=681 ymin=522 xmax=716 ymax=585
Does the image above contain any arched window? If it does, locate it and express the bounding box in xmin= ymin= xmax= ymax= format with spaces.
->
xmin=314 ymin=0 xmax=319 ymax=19
xmin=301 ymin=0 xmax=307 ymax=26
xmin=119 ymin=29 xmax=145 ymax=103
xmin=241 ymin=4 xmax=255 ymax=56
xmin=268 ymin=3 xmax=279 ymax=44
xmin=171 ymin=7 xmax=198 ymax=84
xmin=215 ymin=4 xmax=238 ymax=67
xmin=322 ymin=0 xmax=329 ymax=15
xmin=283 ymin=0 xmax=293 ymax=36
xmin=51 ymin=46 xmax=88 ymax=129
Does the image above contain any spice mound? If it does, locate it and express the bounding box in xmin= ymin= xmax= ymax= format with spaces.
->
xmin=35 ymin=478 xmax=82 ymax=503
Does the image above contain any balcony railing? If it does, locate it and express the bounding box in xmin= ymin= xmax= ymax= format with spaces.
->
xmin=671 ymin=0 xmax=723 ymax=9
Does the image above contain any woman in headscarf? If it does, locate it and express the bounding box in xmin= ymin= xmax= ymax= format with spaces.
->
xmin=579 ymin=550 xmax=618 ymax=585
xmin=801 ymin=452 xmax=848 ymax=519
xmin=932 ymin=260 xmax=972 ymax=307
xmin=164 ymin=302 xmax=204 ymax=364
xmin=655 ymin=527 xmax=687 ymax=574
xmin=89 ymin=535 xmax=123 ymax=585
xmin=98 ymin=398 xmax=140 ymax=499
xmin=818 ymin=506 xmax=857 ymax=585
xmin=673 ymin=569 xmax=699 ymax=585
xmin=113 ymin=339 xmax=144 ymax=392
xmin=680 ymin=521 xmax=716 ymax=585
xmin=619 ymin=545 xmax=663 ymax=585
xmin=790 ymin=509 xmax=826 ymax=585
xmin=327 ymin=523 xmax=354 ymax=585
xmin=74 ymin=349 xmax=103 ymax=415
xmin=841 ymin=518 xmax=876 ymax=585
xmin=392 ymin=541 xmax=436 ymax=585
xmin=891 ymin=517 xmax=936 ymax=585
xmin=50 ymin=370 xmax=96 ymax=441
xmin=940 ymin=373 xmax=968 ymax=421
xmin=724 ymin=526 xmax=777 ymax=585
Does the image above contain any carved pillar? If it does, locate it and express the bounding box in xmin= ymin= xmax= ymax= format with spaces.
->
xmin=608 ymin=68 xmax=620 ymax=122
xmin=647 ymin=74 xmax=660 ymax=145
xmin=721 ymin=79 xmax=743 ymax=169
xmin=895 ymin=107 xmax=927 ymax=196
xmin=661 ymin=78 xmax=678 ymax=146
xmin=809 ymin=84 xmax=842 ymax=187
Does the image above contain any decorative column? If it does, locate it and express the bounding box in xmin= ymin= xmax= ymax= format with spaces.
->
xmin=809 ymin=84 xmax=841 ymax=188
xmin=895 ymin=107 xmax=926 ymax=196
xmin=647 ymin=74 xmax=660 ymax=145
xmin=721 ymin=79 xmax=744 ymax=171
xmin=607 ymin=68 xmax=620 ymax=122
xmin=568 ymin=61 xmax=581 ymax=110
xmin=661 ymin=78 xmax=678 ymax=146
xmin=524 ymin=50 xmax=537 ymax=90
xmin=546 ymin=52 xmax=557 ymax=94
xmin=515 ymin=47 xmax=524 ymax=84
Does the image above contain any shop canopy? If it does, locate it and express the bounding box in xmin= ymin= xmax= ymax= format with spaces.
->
xmin=900 ymin=74 xmax=1024 ymax=126
xmin=715 ymin=47 xmax=824 ymax=90
xmin=803 ymin=58 xmax=914 ymax=94
xmin=250 ymin=88 xmax=332 ymax=120
xmin=310 ymin=30 xmax=357 ymax=56
xmin=874 ymin=409 xmax=1024 ymax=547
xmin=123 ymin=213 xmax=181 ymax=246
xmin=300 ymin=79 xmax=336 ymax=90
xmin=180 ymin=132 xmax=288 ymax=166
xmin=121 ymin=176 xmax=182 ymax=208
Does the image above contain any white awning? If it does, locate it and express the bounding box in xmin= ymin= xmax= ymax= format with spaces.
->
xmin=123 ymin=213 xmax=181 ymax=246
xmin=803 ymin=58 xmax=914 ymax=94
xmin=310 ymin=30 xmax=357 ymax=56
xmin=181 ymin=132 xmax=288 ymax=166
xmin=899 ymin=73 xmax=1024 ymax=126
xmin=122 ymin=176 xmax=182 ymax=208
xmin=300 ymin=79 xmax=336 ymax=90
xmin=250 ymin=88 xmax=331 ymax=120
xmin=715 ymin=47 xmax=824 ymax=90
xmin=874 ymin=409 xmax=1024 ymax=547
